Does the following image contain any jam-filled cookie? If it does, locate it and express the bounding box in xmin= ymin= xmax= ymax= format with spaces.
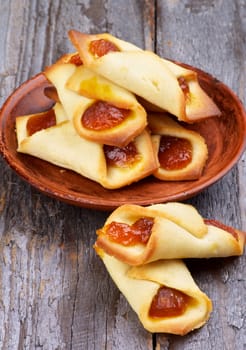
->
xmin=44 ymin=54 xmax=147 ymax=147
xmin=95 ymin=203 xmax=245 ymax=265
xmin=148 ymin=113 xmax=208 ymax=181
xmin=100 ymin=129 xmax=158 ymax=189
xmin=68 ymin=30 xmax=220 ymax=122
xmin=16 ymin=104 xmax=158 ymax=189
xmin=16 ymin=103 xmax=107 ymax=184
xmin=95 ymin=249 xmax=212 ymax=335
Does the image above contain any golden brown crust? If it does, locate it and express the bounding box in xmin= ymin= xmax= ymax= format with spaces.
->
xmin=68 ymin=30 xmax=140 ymax=63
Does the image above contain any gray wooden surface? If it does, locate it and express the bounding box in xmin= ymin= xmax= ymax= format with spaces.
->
xmin=0 ymin=0 xmax=245 ymax=349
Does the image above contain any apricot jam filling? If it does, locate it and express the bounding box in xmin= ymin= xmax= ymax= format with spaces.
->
xmin=149 ymin=286 xmax=191 ymax=318
xmin=178 ymin=76 xmax=190 ymax=100
xmin=104 ymin=142 xmax=141 ymax=167
xmin=69 ymin=53 xmax=83 ymax=66
xmin=27 ymin=109 xmax=56 ymax=136
xmin=82 ymin=101 xmax=130 ymax=131
xmin=103 ymin=217 xmax=154 ymax=246
xmin=204 ymin=219 xmax=238 ymax=240
xmin=158 ymin=135 xmax=192 ymax=170
xmin=89 ymin=39 xmax=120 ymax=57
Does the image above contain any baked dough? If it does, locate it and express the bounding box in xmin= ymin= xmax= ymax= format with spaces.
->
xmin=44 ymin=55 xmax=147 ymax=147
xmin=16 ymin=103 xmax=107 ymax=184
xmin=95 ymin=203 xmax=245 ymax=265
xmin=69 ymin=31 xmax=185 ymax=120
xmin=44 ymin=54 xmax=87 ymax=118
xmin=148 ymin=113 xmax=208 ymax=180
xmin=68 ymin=31 xmax=220 ymax=122
xmin=16 ymin=104 xmax=158 ymax=189
xmin=160 ymin=59 xmax=221 ymax=122
xmin=95 ymin=248 xmax=212 ymax=335
xmin=101 ymin=129 xmax=158 ymax=189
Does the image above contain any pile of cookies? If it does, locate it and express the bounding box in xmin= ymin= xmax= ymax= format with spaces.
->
xmin=16 ymin=31 xmax=221 ymax=189
xmin=14 ymin=31 xmax=245 ymax=336
xmin=94 ymin=202 xmax=245 ymax=335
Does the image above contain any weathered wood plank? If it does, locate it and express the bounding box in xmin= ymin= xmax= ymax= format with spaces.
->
xmin=156 ymin=0 xmax=246 ymax=349
xmin=0 ymin=1 xmax=155 ymax=349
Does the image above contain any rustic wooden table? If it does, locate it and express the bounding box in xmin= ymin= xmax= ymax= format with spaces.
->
xmin=0 ymin=1 xmax=245 ymax=349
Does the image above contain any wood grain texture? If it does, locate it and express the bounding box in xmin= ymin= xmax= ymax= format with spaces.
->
xmin=0 ymin=0 xmax=245 ymax=349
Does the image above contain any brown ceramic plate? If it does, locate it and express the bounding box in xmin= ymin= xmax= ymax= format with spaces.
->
xmin=0 ymin=64 xmax=246 ymax=210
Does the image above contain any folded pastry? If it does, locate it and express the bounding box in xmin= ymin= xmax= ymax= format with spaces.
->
xmin=95 ymin=203 xmax=245 ymax=265
xmin=68 ymin=30 xmax=220 ymax=122
xmin=16 ymin=103 xmax=108 ymax=184
xmin=148 ymin=113 xmax=208 ymax=180
xmin=16 ymin=104 xmax=158 ymax=189
xmin=159 ymin=60 xmax=221 ymax=122
xmin=95 ymin=248 xmax=212 ymax=335
xmin=44 ymin=55 xmax=147 ymax=147
xmin=44 ymin=54 xmax=87 ymax=118
xmin=100 ymin=129 xmax=158 ymax=189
